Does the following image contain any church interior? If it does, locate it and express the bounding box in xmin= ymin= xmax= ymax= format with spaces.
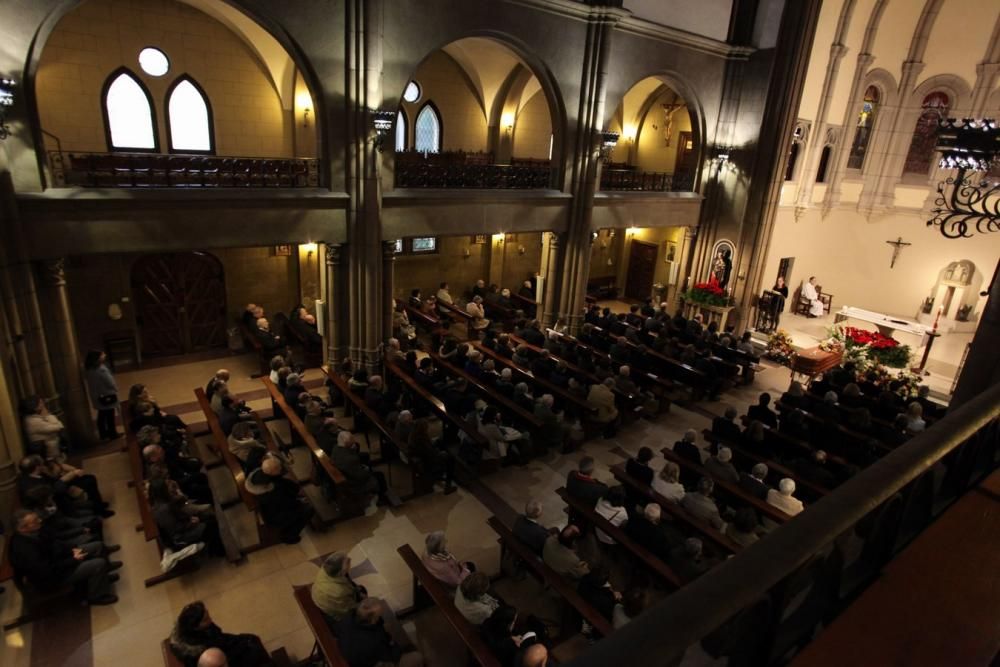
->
xmin=0 ymin=0 xmax=997 ymax=666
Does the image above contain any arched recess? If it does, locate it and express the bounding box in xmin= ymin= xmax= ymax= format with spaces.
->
xmin=604 ymin=71 xmax=706 ymax=192
xmin=845 ymin=68 xmax=899 ymax=173
xmin=395 ymin=109 xmax=409 ymax=152
xmin=101 ymin=67 xmax=159 ymax=152
xmin=414 ymin=102 xmax=443 ymax=153
xmin=896 ymin=73 xmax=973 ymax=183
xmin=391 ymin=32 xmax=565 ymax=179
xmin=25 ymin=0 xmax=325 ymax=186
xmin=165 ymin=74 xmax=215 ymax=154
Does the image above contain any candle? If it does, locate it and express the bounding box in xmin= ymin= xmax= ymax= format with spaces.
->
xmin=932 ymin=306 xmax=942 ymax=332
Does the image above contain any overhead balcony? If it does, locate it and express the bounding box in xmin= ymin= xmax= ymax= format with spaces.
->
xmin=600 ymin=163 xmax=695 ymax=192
xmin=393 ymin=150 xmax=554 ymax=189
xmin=47 ymin=151 xmax=320 ymax=189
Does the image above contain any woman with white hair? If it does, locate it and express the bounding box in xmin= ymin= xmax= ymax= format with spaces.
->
xmin=652 ymin=461 xmax=685 ymax=503
xmin=904 ymin=402 xmax=926 ymax=432
xmin=420 ymin=531 xmax=473 ymax=589
xmin=766 ymin=478 xmax=804 ymax=516
xmin=466 ymin=295 xmax=491 ymax=330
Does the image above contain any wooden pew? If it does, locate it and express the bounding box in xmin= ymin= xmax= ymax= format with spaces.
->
xmin=403 ymin=303 xmax=440 ymax=332
xmin=320 ymin=365 xmax=428 ymax=497
xmin=194 ymin=388 xmax=259 ymax=512
xmin=660 ymin=447 xmax=792 ymax=525
xmin=486 ymin=517 xmax=614 ymax=639
xmin=555 ymin=487 xmax=684 ymax=588
xmin=292 ymin=585 xmax=351 ymax=667
xmin=738 ymin=415 xmax=852 ymax=471
xmin=701 ymin=428 xmax=831 ymax=501
xmin=510 ymin=292 xmax=538 ymax=317
xmin=428 ymin=351 xmax=542 ymax=433
xmin=281 ymin=318 xmax=324 ymax=368
xmin=591 ymin=325 xmax=710 ymax=398
xmin=776 ymin=400 xmax=893 ymax=458
xmin=396 ymin=544 xmax=503 ymax=667
xmin=470 ymin=340 xmax=597 ymax=420
xmin=261 ymin=377 xmax=364 ymax=520
xmin=610 ymin=463 xmax=741 ymax=555
xmin=162 ymin=637 xmax=294 ymax=667
xmin=547 ymin=329 xmax=675 ymax=397
xmin=437 ymin=300 xmax=476 ymax=338
xmin=482 ymin=298 xmax=518 ymax=331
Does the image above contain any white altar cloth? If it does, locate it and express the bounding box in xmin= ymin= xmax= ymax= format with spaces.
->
xmin=835 ymin=306 xmax=932 ymax=347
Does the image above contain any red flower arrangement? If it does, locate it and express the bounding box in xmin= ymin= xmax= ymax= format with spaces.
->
xmin=684 ymin=275 xmax=728 ymax=306
xmin=843 ymin=327 xmax=899 ymax=350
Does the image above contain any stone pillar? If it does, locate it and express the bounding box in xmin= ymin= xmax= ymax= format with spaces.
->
xmin=381 ymin=240 xmax=396 ymax=346
xmin=951 ymin=259 xmax=1000 ymax=407
xmin=541 ymin=232 xmax=564 ymax=327
xmin=0 ymin=302 xmax=23 ymax=520
xmin=323 ymin=242 xmax=343 ymax=364
xmin=557 ymin=5 xmax=622 ymax=333
xmin=37 ymin=258 xmax=94 ymax=446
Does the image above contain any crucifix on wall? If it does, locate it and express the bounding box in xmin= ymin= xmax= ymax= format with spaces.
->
xmin=661 ymin=102 xmax=685 ymax=147
xmin=886 ymin=236 xmax=911 ymax=268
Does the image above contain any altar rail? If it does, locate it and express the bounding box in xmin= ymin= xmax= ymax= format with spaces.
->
xmin=47 ymin=151 xmax=320 ymax=188
xmin=600 ymin=168 xmax=693 ymax=192
xmin=566 ymin=382 xmax=1000 ymax=666
xmin=394 ymin=156 xmax=554 ymax=189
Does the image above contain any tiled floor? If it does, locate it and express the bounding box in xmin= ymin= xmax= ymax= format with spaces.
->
xmin=2 ymin=342 xmax=794 ymax=667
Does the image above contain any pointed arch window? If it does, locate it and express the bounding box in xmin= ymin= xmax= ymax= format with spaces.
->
xmin=395 ymin=110 xmax=408 ymax=152
xmin=846 ymin=86 xmax=880 ymax=170
xmin=903 ymin=92 xmax=950 ymax=176
xmin=102 ymin=69 xmax=158 ymax=151
xmin=414 ymin=103 xmax=441 ymax=154
xmin=784 ymin=142 xmax=800 ymax=181
xmin=166 ymin=76 xmax=214 ymax=154
xmin=816 ymin=145 xmax=833 ymax=183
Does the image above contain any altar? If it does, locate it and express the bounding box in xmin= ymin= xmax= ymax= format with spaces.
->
xmin=834 ymin=306 xmax=932 ymax=347
xmin=682 ymin=302 xmax=734 ymax=331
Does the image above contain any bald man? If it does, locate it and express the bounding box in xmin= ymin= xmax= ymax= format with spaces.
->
xmin=197 ymin=648 xmax=228 ymax=667
xmin=522 ymin=643 xmax=548 ymax=667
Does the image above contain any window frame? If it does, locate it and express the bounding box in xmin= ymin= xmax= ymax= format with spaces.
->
xmin=846 ymin=85 xmax=881 ymax=172
xmin=396 ymin=236 xmax=440 ymax=255
xmin=101 ymin=67 xmax=160 ymax=153
xmin=902 ymin=91 xmax=950 ymax=178
xmin=164 ymin=74 xmax=216 ymax=155
xmin=396 ymin=108 xmax=408 ymax=152
xmin=414 ymin=101 xmax=443 ymax=154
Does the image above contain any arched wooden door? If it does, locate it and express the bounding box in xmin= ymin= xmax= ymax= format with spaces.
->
xmin=132 ymin=252 xmax=227 ymax=357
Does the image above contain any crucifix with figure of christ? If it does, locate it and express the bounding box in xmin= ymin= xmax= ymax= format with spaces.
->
xmin=886 ymin=236 xmax=911 ymax=268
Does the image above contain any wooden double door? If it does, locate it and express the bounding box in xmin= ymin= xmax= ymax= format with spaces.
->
xmin=625 ymin=239 xmax=658 ymax=300
xmin=132 ymin=252 xmax=227 ymax=357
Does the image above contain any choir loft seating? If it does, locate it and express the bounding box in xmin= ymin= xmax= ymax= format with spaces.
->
xmin=600 ymin=162 xmax=695 ymax=192
xmin=393 ymin=150 xmax=554 ymax=189
xmin=47 ymin=152 xmax=320 ymax=189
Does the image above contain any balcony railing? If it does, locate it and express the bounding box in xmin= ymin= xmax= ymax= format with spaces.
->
xmin=47 ymin=151 xmax=320 ymax=188
xmin=394 ymin=150 xmax=553 ymax=189
xmin=600 ymin=168 xmax=694 ymax=192
xmin=566 ymin=382 xmax=1000 ymax=666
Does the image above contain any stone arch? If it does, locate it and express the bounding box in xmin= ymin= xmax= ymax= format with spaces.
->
xmin=896 ymin=73 xmax=974 ymax=184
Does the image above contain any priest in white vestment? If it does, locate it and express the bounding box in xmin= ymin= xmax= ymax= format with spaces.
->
xmin=801 ymin=277 xmax=825 ymax=317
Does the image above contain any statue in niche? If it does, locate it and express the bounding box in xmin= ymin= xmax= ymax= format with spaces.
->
xmin=921 ymin=297 xmax=934 ymax=314
xmin=956 ymin=304 xmax=972 ymax=322
xmin=712 ymin=248 xmax=733 ymax=289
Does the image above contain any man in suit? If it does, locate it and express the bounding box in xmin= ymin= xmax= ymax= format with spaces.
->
xmin=704 ymin=447 xmax=740 ymax=484
xmin=624 ymin=446 xmax=654 ymax=514
xmin=513 ymin=499 xmax=552 ymax=555
xmin=739 ymin=463 xmax=771 ymax=500
xmin=681 ymin=477 xmax=726 ymax=530
xmin=566 ymin=456 xmax=608 ymax=507
xmin=626 ymin=503 xmax=683 ymax=562
xmin=712 ymin=407 xmax=741 ymax=442
xmin=747 ymin=393 xmax=777 ymax=428
xmin=673 ymin=429 xmax=703 ymax=470
xmin=789 ymin=450 xmax=839 ymax=490
xmin=255 ymin=317 xmax=285 ymax=357
xmin=667 ymin=537 xmax=714 ymax=581
xmin=520 ymin=320 xmax=546 ymax=347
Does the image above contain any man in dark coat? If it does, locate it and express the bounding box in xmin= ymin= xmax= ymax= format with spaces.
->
xmin=513 ymin=500 xmax=552 ymax=555
xmin=566 ymin=456 xmax=608 ymax=507
xmin=245 ymin=457 xmax=314 ymax=544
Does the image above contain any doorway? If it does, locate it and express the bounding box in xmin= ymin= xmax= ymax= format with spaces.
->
xmin=625 ymin=240 xmax=658 ymax=300
xmin=131 ymin=252 xmax=228 ymax=357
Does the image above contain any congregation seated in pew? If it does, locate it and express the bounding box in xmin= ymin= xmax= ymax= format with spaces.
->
xmin=245 ymin=455 xmax=314 ymax=544
xmin=421 ymin=530 xmax=475 ymax=589
xmin=169 ymin=601 xmax=272 ymax=667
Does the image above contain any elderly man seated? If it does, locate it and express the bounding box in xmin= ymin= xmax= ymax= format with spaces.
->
xmin=331 ymin=431 xmax=389 ymax=515
xmin=312 ymin=551 xmax=366 ymax=623
xmin=766 ymin=478 xmax=805 ymax=516
xmin=337 ymin=598 xmax=424 ymax=667
xmin=9 ymin=508 xmax=121 ymax=606
xmin=245 ymin=455 xmax=314 ymax=544
xmin=542 ymin=525 xmax=590 ymax=580
xmin=704 ymin=446 xmax=740 ymax=484
xmin=681 ymin=477 xmax=726 ymax=530
xmin=513 ymin=499 xmax=553 ymax=555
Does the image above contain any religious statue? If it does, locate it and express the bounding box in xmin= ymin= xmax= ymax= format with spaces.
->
xmin=712 ymin=249 xmax=732 ymax=289
xmin=661 ymin=102 xmax=684 ymax=147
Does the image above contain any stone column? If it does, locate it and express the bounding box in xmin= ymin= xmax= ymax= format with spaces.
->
xmin=381 ymin=240 xmax=396 ymax=346
xmin=557 ymin=5 xmax=622 ymax=333
xmin=0 ymin=302 xmax=23 ymax=519
xmin=323 ymin=242 xmax=343 ymax=365
xmin=37 ymin=258 xmax=94 ymax=446
xmin=541 ymin=232 xmax=564 ymax=327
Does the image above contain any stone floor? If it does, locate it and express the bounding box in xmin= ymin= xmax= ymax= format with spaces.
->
xmin=1 ymin=335 xmax=797 ymax=667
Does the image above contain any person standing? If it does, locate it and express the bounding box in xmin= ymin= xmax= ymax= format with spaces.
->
xmin=84 ymin=350 xmax=120 ymax=441
xmin=771 ymin=276 xmax=789 ymax=327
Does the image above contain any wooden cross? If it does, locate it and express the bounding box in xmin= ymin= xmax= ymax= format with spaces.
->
xmin=886 ymin=236 xmax=911 ymax=269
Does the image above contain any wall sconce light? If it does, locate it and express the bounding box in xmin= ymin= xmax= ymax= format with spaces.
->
xmin=462 ymin=247 xmax=471 ymax=258
xmin=370 ymin=108 xmax=396 ymax=152
xmin=599 ymin=131 xmax=619 ymax=162
xmin=712 ymin=146 xmax=734 ymax=169
xmin=302 ymin=242 xmax=318 ymax=257
xmin=590 ymin=231 xmax=599 ymax=244
xmin=493 ymin=232 xmax=505 ymax=248
xmin=626 ymin=227 xmax=638 ymax=238
xmin=623 ymin=124 xmax=637 ymax=144
xmin=0 ymin=78 xmax=16 ymax=140
xmin=518 ymin=245 xmax=526 ymax=255
xmin=501 ymin=111 xmax=515 ymax=136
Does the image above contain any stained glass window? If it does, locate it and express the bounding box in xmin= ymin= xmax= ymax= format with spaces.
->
xmin=415 ymin=104 xmax=441 ymax=154
xmin=846 ymin=86 xmax=880 ymax=170
xmin=403 ymin=81 xmax=421 ymax=103
xmin=104 ymin=70 xmax=157 ymax=151
xmin=167 ymin=77 xmax=213 ymax=153
xmin=816 ymin=145 xmax=832 ymax=183
xmin=903 ymin=92 xmax=950 ymax=176
xmin=411 ymin=237 xmax=437 ymax=253
xmin=396 ymin=110 xmax=407 ymax=152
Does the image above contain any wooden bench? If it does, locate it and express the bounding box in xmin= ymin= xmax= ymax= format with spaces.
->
xmin=470 ymin=340 xmax=597 ymax=421
xmin=403 ymin=303 xmax=441 ymax=332
xmin=591 ymin=325 xmax=710 ymax=398
xmin=510 ymin=292 xmax=538 ymax=317
xmin=261 ymin=377 xmax=365 ymax=520
xmin=701 ymin=428 xmax=831 ymax=501
xmin=660 ymin=447 xmax=792 ymax=525
xmin=609 ymin=463 xmax=741 ymax=556
xmin=556 ymin=487 xmax=684 ymax=588
xmin=292 ymin=584 xmax=351 ymax=667
xmin=194 ymin=388 xmax=259 ymax=512
xmin=486 ymin=517 xmax=614 ymax=639
xmin=776 ymin=400 xmax=893 ymax=458
xmin=547 ymin=329 xmax=675 ymax=398
xmin=396 ymin=544 xmax=503 ymax=667
xmin=321 ymin=365 xmax=428 ymax=497
xmin=282 ymin=317 xmax=324 ymax=368
xmin=437 ymin=300 xmax=476 ymax=339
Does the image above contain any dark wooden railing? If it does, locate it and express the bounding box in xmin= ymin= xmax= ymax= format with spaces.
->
xmin=567 ymin=382 xmax=1000 ymax=666
xmin=47 ymin=151 xmax=320 ymax=188
xmin=600 ymin=168 xmax=694 ymax=192
xmin=393 ymin=150 xmax=553 ymax=189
